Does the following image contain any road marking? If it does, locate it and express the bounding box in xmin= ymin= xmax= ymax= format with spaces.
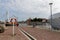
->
xmin=18 ymin=28 xmax=31 ymax=40
xmin=18 ymin=27 xmax=37 ymax=40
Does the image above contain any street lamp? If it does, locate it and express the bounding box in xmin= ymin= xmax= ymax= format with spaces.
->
xmin=49 ymin=3 xmax=53 ymax=27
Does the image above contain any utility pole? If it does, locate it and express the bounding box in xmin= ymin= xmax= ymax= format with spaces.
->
xmin=6 ymin=11 xmax=9 ymax=22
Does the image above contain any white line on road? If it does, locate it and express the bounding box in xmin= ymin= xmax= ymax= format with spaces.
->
xmin=18 ymin=28 xmax=31 ymax=40
xmin=18 ymin=27 xmax=37 ymax=40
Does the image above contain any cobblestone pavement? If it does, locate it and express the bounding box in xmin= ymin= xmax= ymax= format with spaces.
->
xmin=20 ymin=27 xmax=60 ymax=40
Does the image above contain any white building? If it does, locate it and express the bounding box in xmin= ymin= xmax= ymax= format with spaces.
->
xmin=49 ymin=13 xmax=60 ymax=30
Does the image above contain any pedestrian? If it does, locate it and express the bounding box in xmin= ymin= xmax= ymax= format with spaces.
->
xmin=33 ymin=23 xmax=36 ymax=28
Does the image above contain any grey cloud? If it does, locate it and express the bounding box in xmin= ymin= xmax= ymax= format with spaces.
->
xmin=0 ymin=0 xmax=51 ymax=20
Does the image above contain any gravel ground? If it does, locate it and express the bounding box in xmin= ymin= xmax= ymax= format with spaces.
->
xmin=20 ymin=27 xmax=60 ymax=40
xmin=0 ymin=26 xmax=28 ymax=40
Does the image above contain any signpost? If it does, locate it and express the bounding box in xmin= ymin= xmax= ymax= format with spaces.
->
xmin=12 ymin=19 xmax=15 ymax=36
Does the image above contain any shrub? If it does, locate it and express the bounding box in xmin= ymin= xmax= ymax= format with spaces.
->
xmin=0 ymin=26 xmax=4 ymax=33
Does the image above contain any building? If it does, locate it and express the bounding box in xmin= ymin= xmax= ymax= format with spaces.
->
xmin=26 ymin=18 xmax=47 ymax=25
xmin=49 ymin=13 xmax=60 ymax=30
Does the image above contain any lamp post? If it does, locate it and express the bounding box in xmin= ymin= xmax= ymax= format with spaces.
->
xmin=49 ymin=3 xmax=53 ymax=27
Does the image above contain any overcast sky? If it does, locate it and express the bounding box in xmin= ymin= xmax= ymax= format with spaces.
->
xmin=0 ymin=0 xmax=60 ymax=21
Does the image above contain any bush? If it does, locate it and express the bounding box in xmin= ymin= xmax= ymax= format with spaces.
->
xmin=0 ymin=26 xmax=4 ymax=33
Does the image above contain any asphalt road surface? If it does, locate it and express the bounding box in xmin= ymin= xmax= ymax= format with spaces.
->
xmin=20 ymin=27 xmax=60 ymax=40
xmin=0 ymin=25 xmax=60 ymax=40
xmin=0 ymin=26 xmax=28 ymax=40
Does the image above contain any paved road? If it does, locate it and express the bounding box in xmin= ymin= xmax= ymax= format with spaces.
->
xmin=0 ymin=25 xmax=60 ymax=40
xmin=20 ymin=27 xmax=60 ymax=40
xmin=0 ymin=26 xmax=28 ymax=40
